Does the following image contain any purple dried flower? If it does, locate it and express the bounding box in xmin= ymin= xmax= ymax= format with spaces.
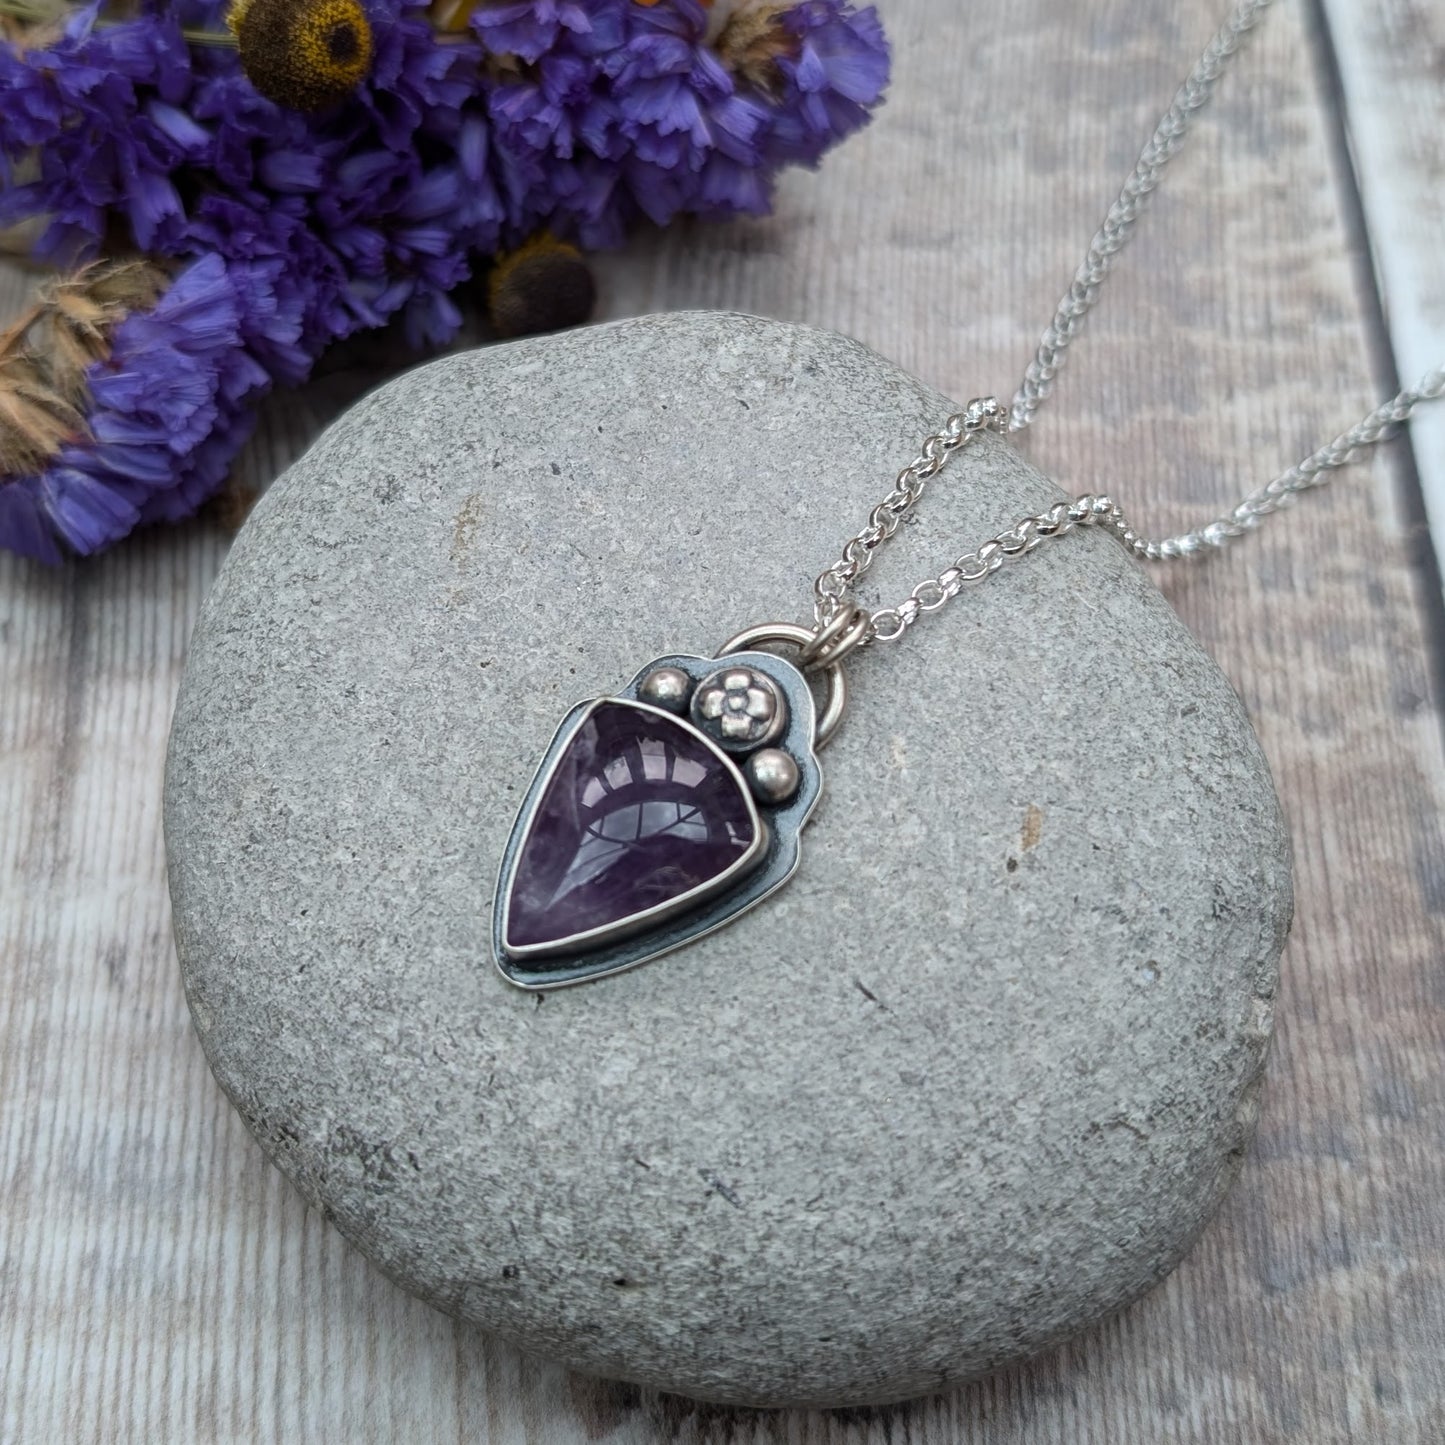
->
xmin=0 ymin=4 xmax=194 ymax=262
xmin=0 ymin=0 xmax=890 ymax=559
xmin=468 ymin=0 xmax=602 ymax=63
xmin=762 ymin=1 xmax=890 ymax=165
xmin=475 ymin=0 xmax=889 ymax=243
xmin=1 ymin=1 xmax=494 ymax=353
xmin=0 ymin=255 xmax=271 ymax=560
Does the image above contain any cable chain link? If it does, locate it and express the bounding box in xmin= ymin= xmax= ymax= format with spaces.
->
xmin=813 ymin=0 xmax=1445 ymax=650
xmin=868 ymin=491 xmax=1131 ymax=642
xmin=812 ymin=396 xmax=1005 ymax=621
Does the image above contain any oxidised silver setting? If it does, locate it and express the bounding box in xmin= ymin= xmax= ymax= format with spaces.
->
xmin=493 ymin=649 xmax=824 ymax=991
xmin=497 ymin=698 xmax=771 ymax=965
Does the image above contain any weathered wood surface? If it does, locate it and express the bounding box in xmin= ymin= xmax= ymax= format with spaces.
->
xmin=3 ymin=1 xmax=1444 ymax=1440
xmin=1323 ymin=0 xmax=1445 ymax=550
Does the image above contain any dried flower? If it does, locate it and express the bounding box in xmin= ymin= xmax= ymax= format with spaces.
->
xmin=0 ymin=347 xmax=82 ymax=479
xmin=0 ymin=254 xmax=272 ymax=561
xmin=708 ymin=1 xmax=791 ymax=94
xmin=228 ymin=0 xmax=376 ymax=111
xmin=0 ymin=259 xmax=169 ymax=476
xmin=761 ymin=2 xmax=889 ymax=167
xmin=34 ymin=260 xmax=169 ymax=392
xmin=487 ymin=233 xmax=596 ymax=338
xmin=0 ymin=0 xmax=890 ymax=559
xmin=476 ymin=0 xmax=888 ymax=245
xmin=0 ymin=0 xmax=70 ymax=50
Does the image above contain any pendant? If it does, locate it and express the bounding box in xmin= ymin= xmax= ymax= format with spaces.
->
xmin=493 ymin=624 xmax=847 ymax=990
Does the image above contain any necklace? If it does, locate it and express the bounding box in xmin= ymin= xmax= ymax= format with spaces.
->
xmin=492 ymin=0 xmax=1445 ymax=991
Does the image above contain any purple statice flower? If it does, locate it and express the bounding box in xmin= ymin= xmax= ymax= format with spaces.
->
xmin=762 ymin=1 xmax=890 ymax=166
xmin=0 ymin=0 xmax=889 ymax=559
xmin=471 ymin=0 xmax=889 ymax=247
xmin=1 ymin=0 xmax=887 ymax=326
xmin=0 ymin=3 xmax=194 ymax=262
xmin=179 ymin=0 xmax=501 ymax=349
xmin=0 ymin=255 xmax=271 ymax=561
xmin=1 ymin=1 xmax=498 ymax=356
xmin=468 ymin=0 xmax=601 ymax=64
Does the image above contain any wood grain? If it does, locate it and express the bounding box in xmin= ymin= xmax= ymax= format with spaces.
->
xmin=3 ymin=2 xmax=1445 ymax=1440
xmin=1322 ymin=0 xmax=1445 ymax=564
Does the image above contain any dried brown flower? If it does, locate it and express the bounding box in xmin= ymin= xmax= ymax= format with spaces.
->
xmin=0 ymin=258 xmax=169 ymax=478
xmin=486 ymin=234 xmax=597 ymax=341
xmin=0 ymin=349 xmax=83 ymax=477
xmin=710 ymin=2 xmax=795 ymax=95
xmin=228 ymin=0 xmax=375 ymax=112
xmin=633 ymin=0 xmax=796 ymax=93
xmin=0 ymin=0 xmax=72 ymax=50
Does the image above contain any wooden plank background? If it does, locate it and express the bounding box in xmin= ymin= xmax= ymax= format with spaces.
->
xmin=3 ymin=0 xmax=1444 ymax=1440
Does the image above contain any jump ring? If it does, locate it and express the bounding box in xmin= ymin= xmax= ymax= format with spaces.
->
xmin=798 ymin=604 xmax=870 ymax=671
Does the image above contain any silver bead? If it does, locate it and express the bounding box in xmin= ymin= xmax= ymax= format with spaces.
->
xmin=638 ymin=666 xmax=693 ymax=715
xmin=690 ymin=666 xmax=789 ymax=753
xmin=745 ymin=748 xmax=801 ymax=805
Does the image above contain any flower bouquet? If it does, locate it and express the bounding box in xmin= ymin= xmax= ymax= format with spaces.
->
xmin=0 ymin=0 xmax=889 ymax=561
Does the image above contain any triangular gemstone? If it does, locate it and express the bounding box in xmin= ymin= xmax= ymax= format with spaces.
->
xmin=503 ymin=701 xmax=764 ymax=958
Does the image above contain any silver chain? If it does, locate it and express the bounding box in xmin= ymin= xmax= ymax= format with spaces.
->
xmin=814 ymin=0 xmax=1445 ymax=650
xmin=1008 ymin=0 xmax=1276 ymax=434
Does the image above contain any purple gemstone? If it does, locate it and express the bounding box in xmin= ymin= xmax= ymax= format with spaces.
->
xmin=505 ymin=702 xmax=762 ymax=955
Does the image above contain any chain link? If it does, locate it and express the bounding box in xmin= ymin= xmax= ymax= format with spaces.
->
xmin=813 ymin=0 xmax=1445 ymax=648
xmin=1009 ymin=0 xmax=1276 ymax=433
xmin=812 ymin=396 xmax=1005 ymax=621
xmin=868 ymin=493 xmax=1135 ymax=642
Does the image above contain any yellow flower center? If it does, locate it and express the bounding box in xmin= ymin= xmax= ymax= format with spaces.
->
xmin=228 ymin=0 xmax=375 ymax=112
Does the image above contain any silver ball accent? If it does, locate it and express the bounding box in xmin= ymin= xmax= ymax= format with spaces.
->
xmin=745 ymin=748 xmax=801 ymax=805
xmin=638 ymin=666 xmax=694 ymax=715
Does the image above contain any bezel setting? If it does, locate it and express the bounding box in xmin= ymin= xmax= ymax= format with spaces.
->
xmin=492 ymin=650 xmax=824 ymax=990
xmin=498 ymin=697 xmax=770 ymax=963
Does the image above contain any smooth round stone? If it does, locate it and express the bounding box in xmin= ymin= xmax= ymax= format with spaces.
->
xmin=165 ymin=312 xmax=1293 ymax=1408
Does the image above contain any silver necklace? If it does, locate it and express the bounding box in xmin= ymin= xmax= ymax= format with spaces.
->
xmin=492 ymin=0 xmax=1445 ymax=991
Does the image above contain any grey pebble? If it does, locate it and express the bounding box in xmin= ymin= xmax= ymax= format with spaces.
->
xmin=165 ymin=311 xmax=1293 ymax=1407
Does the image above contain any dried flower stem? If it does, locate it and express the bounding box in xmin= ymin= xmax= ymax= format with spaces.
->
xmin=0 ymin=0 xmax=68 ymax=23
xmin=179 ymin=27 xmax=238 ymax=47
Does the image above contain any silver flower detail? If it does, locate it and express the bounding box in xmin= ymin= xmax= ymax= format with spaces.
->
xmin=690 ymin=666 xmax=788 ymax=752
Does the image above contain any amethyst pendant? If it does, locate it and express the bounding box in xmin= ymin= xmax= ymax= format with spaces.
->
xmin=493 ymin=650 xmax=824 ymax=989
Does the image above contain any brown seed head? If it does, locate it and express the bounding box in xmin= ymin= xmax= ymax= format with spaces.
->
xmin=711 ymin=2 xmax=794 ymax=94
xmin=229 ymin=0 xmax=375 ymax=112
xmin=487 ymin=235 xmax=598 ymax=340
